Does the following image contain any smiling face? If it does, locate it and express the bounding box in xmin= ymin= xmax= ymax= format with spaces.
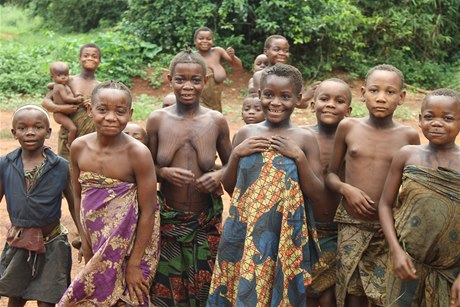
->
xmin=194 ymin=30 xmax=213 ymax=52
xmin=12 ymin=109 xmax=51 ymax=153
xmin=264 ymin=38 xmax=290 ymax=65
xmin=89 ymin=88 xmax=133 ymax=137
xmin=259 ymin=74 xmax=300 ymax=125
xmin=253 ymin=54 xmax=269 ymax=72
xmin=168 ymin=63 xmax=206 ymax=106
xmin=79 ymin=47 xmax=100 ymax=72
xmin=312 ymin=80 xmax=352 ymax=127
xmin=361 ymin=70 xmax=405 ymax=119
xmin=419 ymin=95 xmax=460 ymax=146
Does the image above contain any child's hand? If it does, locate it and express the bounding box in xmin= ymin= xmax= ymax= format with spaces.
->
xmin=451 ymin=274 xmax=460 ymax=306
xmin=126 ymin=264 xmax=149 ymax=305
xmin=391 ymin=247 xmax=417 ymax=281
xmin=161 ymin=167 xmax=195 ymax=187
xmin=82 ymin=98 xmax=91 ymax=109
xmin=195 ymin=171 xmax=221 ymax=193
xmin=233 ymin=136 xmax=271 ymax=158
xmin=342 ymin=185 xmax=376 ymax=220
xmin=81 ymin=238 xmax=94 ymax=264
xmin=269 ymin=135 xmax=303 ymax=160
xmin=226 ymin=47 xmax=236 ymax=58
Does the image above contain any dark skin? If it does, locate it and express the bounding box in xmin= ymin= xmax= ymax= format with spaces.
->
xmin=194 ymin=30 xmax=242 ymax=83
xmin=146 ymin=62 xmax=232 ymax=212
xmin=326 ymin=70 xmax=420 ymax=306
xmin=2 ymin=109 xmax=76 ymax=307
xmin=378 ymin=96 xmax=460 ymax=305
xmin=70 ymin=89 xmax=158 ymax=305
xmin=223 ymin=74 xmax=324 ymax=208
xmin=303 ymin=80 xmax=352 ymax=307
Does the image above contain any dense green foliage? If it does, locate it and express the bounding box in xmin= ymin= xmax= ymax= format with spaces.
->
xmin=122 ymin=0 xmax=460 ymax=89
xmin=2 ymin=0 xmax=127 ymax=32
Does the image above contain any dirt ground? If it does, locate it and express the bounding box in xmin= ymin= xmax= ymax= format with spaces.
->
xmin=0 ymin=68 xmax=445 ymax=305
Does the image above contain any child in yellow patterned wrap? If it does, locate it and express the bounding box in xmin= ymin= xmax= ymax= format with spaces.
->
xmin=207 ymin=63 xmax=324 ymax=306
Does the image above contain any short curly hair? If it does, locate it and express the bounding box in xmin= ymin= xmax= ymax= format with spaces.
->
xmin=264 ymin=35 xmax=288 ymax=49
xmin=314 ymin=78 xmax=352 ymax=104
xmin=169 ymin=50 xmax=207 ymax=77
xmin=422 ymin=88 xmax=460 ymax=106
xmin=91 ymin=80 xmax=132 ymax=108
xmin=365 ymin=64 xmax=404 ymax=90
xmin=260 ymin=63 xmax=303 ymax=95
xmin=193 ymin=27 xmax=213 ymax=41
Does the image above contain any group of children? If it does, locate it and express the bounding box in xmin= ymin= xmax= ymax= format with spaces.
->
xmin=0 ymin=30 xmax=459 ymax=307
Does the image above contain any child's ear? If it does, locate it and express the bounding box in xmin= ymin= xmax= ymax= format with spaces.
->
xmin=418 ymin=113 xmax=422 ymax=128
xmin=167 ymin=74 xmax=172 ymax=83
xmin=263 ymin=48 xmax=268 ymax=56
xmin=128 ymin=108 xmax=134 ymax=120
xmin=398 ymin=90 xmax=406 ymax=105
xmin=295 ymin=93 xmax=303 ymax=107
xmin=87 ymin=105 xmax=93 ymax=117
xmin=11 ymin=129 xmax=17 ymax=139
xmin=310 ymin=101 xmax=316 ymax=112
xmin=360 ymin=86 xmax=366 ymax=102
xmin=45 ymin=127 xmax=52 ymax=139
xmin=203 ymin=75 xmax=208 ymax=85
xmin=345 ymin=106 xmax=352 ymax=117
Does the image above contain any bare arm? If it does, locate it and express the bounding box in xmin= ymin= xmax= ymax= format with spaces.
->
xmin=452 ymin=274 xmax=460 ymax=306
xmin=69 ymin=140 xmax=93 ymax=262
xmin=326 ymin=120 xmax=376 ymax=219
xmin=42 ymin=90 xmax=78 ymax=114
xmin=379 ymin=147 xmax=417 ymax=280
xmin=63 ymin=170 xmax=77 ymax=227
xmin=125 ymin=145 xmax=157 ymax=305
xmin=219 ymin=47 xmax=243 ymax=69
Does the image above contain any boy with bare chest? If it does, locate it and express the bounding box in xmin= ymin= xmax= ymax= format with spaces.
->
xmin=147 ymin=50 xmax=232 ymax=306
xmin=326 ymin=64 xmax=420 ymax=307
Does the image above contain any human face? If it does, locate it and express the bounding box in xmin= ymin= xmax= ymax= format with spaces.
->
xmin=79 ymin=47 xmax=100 ymax=72
xmin=12 ymin=110 xmax=51 ymax=153
xmin=419 ymin=95 xmax=460 ymax=146
xmin=312 ymin=81 xmax=352 ymax=127
xmin=242 ymin=98 xmax=264 ymax=124
xmin=123 ymin=122 xmax=147 ymax=144
xmin=168 ymin=63 xmax=206 ymax=106
xmin=264 ymin=38 xmax=290 ymax=65
xmin=253 ymin=54 xmax=269 ymax=72
xmin=260 ymin=75 xmax=300 ymax=125
xmin=51 ymin=67 xmax=70 ymax=85
xmin=89 ymin=88 xmax=133 ymax=137
xmin=361 ymin=70 xmax=405 ymax=119
xmin=194 ymin=31 xmax=213 ymax=52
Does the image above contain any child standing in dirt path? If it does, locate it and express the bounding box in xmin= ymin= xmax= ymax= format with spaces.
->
xmin=208 ymin=63 xmax=323 ymax=306
xmin=60 ymin=81 xmax=160 ymax=306
xmin=303 ymin=78 xmax=352 ymax=307
xmin=42 ymin=43 xmax=101 ymax=161
xmin=379 ymin=88 xmax=460 ymax=307
xmin=326 ymin=64 xmax=420 ymax=307
xmin=194 ymin=26 xmax=242 ymax=112
xmin=0 ymin=105 xmax=76 ymax=307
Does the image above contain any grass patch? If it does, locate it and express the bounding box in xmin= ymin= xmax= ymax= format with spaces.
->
xmin=132 ymin=94 xmax=163 ymax=121
xmin=0 ymin=93 xmax=43 ymax=111
xmin=0 ymin=130 xmax=12 ymax=139
xmin=0 ymin=5 xmax=43 ymax=37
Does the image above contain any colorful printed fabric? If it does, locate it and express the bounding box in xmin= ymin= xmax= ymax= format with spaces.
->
xmin=58 ymin=105 xmax=95 ymax=160
xmin=59 ymin=171 xmax=160 ymax=306
xmin=200 ymin=73 xmax=223 ymax=112
xmin=335 ymin=222 xmax=387 ymax=306
xmin=386 ymin=165 xmax=460 ymax=307
xmin=307 ymin=221 xmax=338 ymax=297
xmin=207 ymin=150 xmax=322 ymax=306
xmin=150 ymin=192 xmax=223 ymax=307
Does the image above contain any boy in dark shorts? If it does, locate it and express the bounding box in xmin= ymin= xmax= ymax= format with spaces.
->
xmin=0 ymin=105 xmax=75 ymax=306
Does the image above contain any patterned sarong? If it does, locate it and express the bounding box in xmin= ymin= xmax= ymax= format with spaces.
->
xmin=150 ymin=192 xmax=223 ymax=307
xmin=58 ymin=105 xmax=95 ymax=160
xmin=59 ymin=172 xmax=160 ymax=306
xmin=207 ymin=150 xmax=321 ymax=306
xmin=307 ymin=221 xmax=338 ymax=297
xmin=200 ymin=73 xmax=223 ymax=113
xmin=387 ymin=165 xmax=460 ymax=307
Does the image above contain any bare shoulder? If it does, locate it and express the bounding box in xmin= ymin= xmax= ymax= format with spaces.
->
xmin=337 ymin=117 xmax=361 ymax=131
xmin=126 ymin=135 xmax=151 ymax=159
xmin=70 ymin=132 xmax=96 ymax=155
xmin=146 ymin=108 xmax=169 ymax=130
xmin=212 ymin=46 xmax=226 ymax=56
xmin=394 ymin=121 xmax=420 ymax=143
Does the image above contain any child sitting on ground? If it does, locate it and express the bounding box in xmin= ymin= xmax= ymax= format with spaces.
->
xmin=379 ymin=88 xmax=460 ymax=307
xmin=49 ymin=61 xmax=84 ymax=148
xmin=0 ymin=105 xmax=76 ymax=306
xmin=60 ymin=81 xmax=160 ymax=306
xmin=194 ymin=26 xmax=242 ymax=112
